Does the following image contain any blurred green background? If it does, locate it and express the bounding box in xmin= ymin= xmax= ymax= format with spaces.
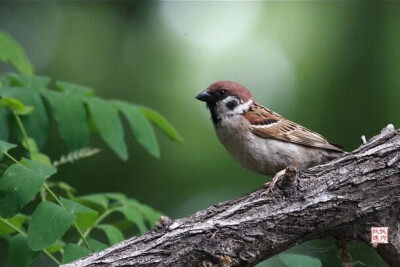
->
xmin=1 ymin=1 xmax=399 ymax=266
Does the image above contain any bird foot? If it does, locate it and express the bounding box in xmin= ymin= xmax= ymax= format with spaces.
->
xmin=262 ymin=168 xmax=287 ymax=194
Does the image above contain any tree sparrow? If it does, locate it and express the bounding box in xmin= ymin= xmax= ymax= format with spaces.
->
xmin=196 ymin=81 xmax=344 ymax=192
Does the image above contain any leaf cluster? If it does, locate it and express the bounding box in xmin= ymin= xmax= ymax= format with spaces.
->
xmin=0 ymin=72 xmax=183 ymax=160
xmin=0 ymin=30 xmax=182 ymax=266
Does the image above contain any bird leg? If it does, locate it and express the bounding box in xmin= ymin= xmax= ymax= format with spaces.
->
xmin=262 ymin=168 xmax=287 ymax=194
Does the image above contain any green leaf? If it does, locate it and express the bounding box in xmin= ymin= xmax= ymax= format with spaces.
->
xmin=0 ymin=164 xmax=46 ymax=218
xmin=86 ymin=98 xmax=127 ymax=160
xmin=61 ymin=197 xmax=98 ymax=214
xmin=76 ymin=194 xmax=109 ymax=209
xmin=0 ymin=139 xmax=17 ymax=157
xmin=9 ymin=234 xmax=40 ymax=267
xmin=30 ymin=152 xmax=52 ymax=166
xmin=120 ymin=199 xmax=162 ymax=229
xmin=7 ymin=74 xmax=50 ymax=89
xmin=0 ymin=75 xmax=11 ymax=88
xmin=346 ymin=241 xmax=389 ymax=267
xmin=257 ymin=256 xmax=287 ymax=267
xmin=87 ymin=237 xmax=108 ymax=252
xmin=0 ymin=95 xmax=33 ymax=115
xmin=27 ymin=201 xmax=75 ymax=251
xmin=1 ymin=87 xmax=49 ymax=148
xmin=271 ymin=238 xmax=341 ymax=267
xmin=0 ymin=31 xmax=34 ymax=75
xmin=96 ymin=224 xmax=124 ymax=245
xmin=139 ymin=107 xmax=184 ymax=144
xmin=21 ymin=137 xmax=38 ymax=153
xmin=16 ymin=106 xmax=34 ymax=116
xmin=0 ymin=96 xmax=26 ymax=113
xmin=62 ymin=243 xmax=91 ymax=264
xmin=45 ymin=240 xmax=65 ymax=253
xmin=55 ymin=81 xmax=94 ymax=98
xmin=54 ymin=181 xmax=76 ymax=194
xmin=0 ymin=106 xmax=9 ymax=140
xmin=60 ymin=197 xmax=98 ymax=230
xmin=21 ymin=158 xmax=57 ymax=178
xmin=103 ymin=193 xmax=127 ymax=203
xmin=0 ymin=213 xmax=26 ymax=234
xmin=41 ymin=90 xmax=90 ymax=151
xmin=116 ymin=206 xmax=147 ymax=234
xmin=140 ymin=204 xmax=162 ymax=227
xmin=279 ymin=254 xmax=321 ymax=267
xmin=114 ymin=101 xmax=160 ymax=158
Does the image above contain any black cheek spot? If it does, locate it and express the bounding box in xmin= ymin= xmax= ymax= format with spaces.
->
xmin=226 ymin=100 xmax=238 ymax=110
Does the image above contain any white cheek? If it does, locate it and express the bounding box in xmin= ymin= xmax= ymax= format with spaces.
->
xmin=215 ymin=96 xmax=236 ymax=115
xmin=216 ymin=97 xmax=252 ymax=119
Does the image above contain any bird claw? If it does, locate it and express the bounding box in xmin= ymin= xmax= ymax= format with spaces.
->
xmin=263 ymin=168 xmax=287 ymax=195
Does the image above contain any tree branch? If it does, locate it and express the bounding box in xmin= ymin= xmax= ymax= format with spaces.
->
xmin=62 ymin=125 xmax=400 ymax=267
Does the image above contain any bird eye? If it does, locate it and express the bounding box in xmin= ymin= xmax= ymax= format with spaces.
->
xmin=219 ymin=90 xmax=226 ymax=95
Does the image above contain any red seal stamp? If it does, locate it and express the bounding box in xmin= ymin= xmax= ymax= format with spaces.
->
xmin=371 ymin=227 xmax=388 ymax=247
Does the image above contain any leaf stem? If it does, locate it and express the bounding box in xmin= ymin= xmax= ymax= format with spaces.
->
xmin=39 ymin=187 xmax=46 ymax=202
xmin=0 ymin=217 xmax=61 ymax=265
xmin=42 ymin=184 xmax=92 ymax=251
xmin=7 ymin=113 xmax=92 ymax=251
xmin=13 ymin=111 xmax=33 ymax=156
xmin=6 ymin=107 xmax=93 ymax=256
xmin=77 ymin=208 xmax=116 ymax=246
xmin=4 ymin=152 xmax=20 ymax=165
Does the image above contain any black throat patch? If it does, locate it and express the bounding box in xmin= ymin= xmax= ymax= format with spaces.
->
xmin=206 ymin=102 xmax=220 ymax=125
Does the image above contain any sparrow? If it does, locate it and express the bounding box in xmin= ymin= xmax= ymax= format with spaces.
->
xmin=196 ymin=80 xmax=344 ymax=192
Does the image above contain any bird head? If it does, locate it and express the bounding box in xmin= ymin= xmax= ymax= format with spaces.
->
xmin=196 ymin=81 xmax=253 ymax=124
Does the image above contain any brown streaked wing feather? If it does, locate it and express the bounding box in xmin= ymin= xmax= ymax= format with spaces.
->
xmin=244 ymin=103 xmax=343 ymax=152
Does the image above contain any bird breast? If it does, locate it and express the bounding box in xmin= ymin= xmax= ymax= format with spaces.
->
xmin=215 ymin=115 xmax=334 ymax=176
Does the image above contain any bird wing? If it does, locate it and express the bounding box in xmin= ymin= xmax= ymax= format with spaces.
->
xmin=244 ymin=103 xmax=343 ymax=152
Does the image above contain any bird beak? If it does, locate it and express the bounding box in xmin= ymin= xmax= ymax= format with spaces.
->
xmin=195 ymin=91 xmax=212 ymax=102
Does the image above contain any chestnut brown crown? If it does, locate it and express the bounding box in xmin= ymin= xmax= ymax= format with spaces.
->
xmin=206 ymin=81 xmax=253 ymax=103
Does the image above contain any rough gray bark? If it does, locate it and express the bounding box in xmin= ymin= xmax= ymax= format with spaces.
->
xmin=62 ymin=125 xmax=400 ymax=267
